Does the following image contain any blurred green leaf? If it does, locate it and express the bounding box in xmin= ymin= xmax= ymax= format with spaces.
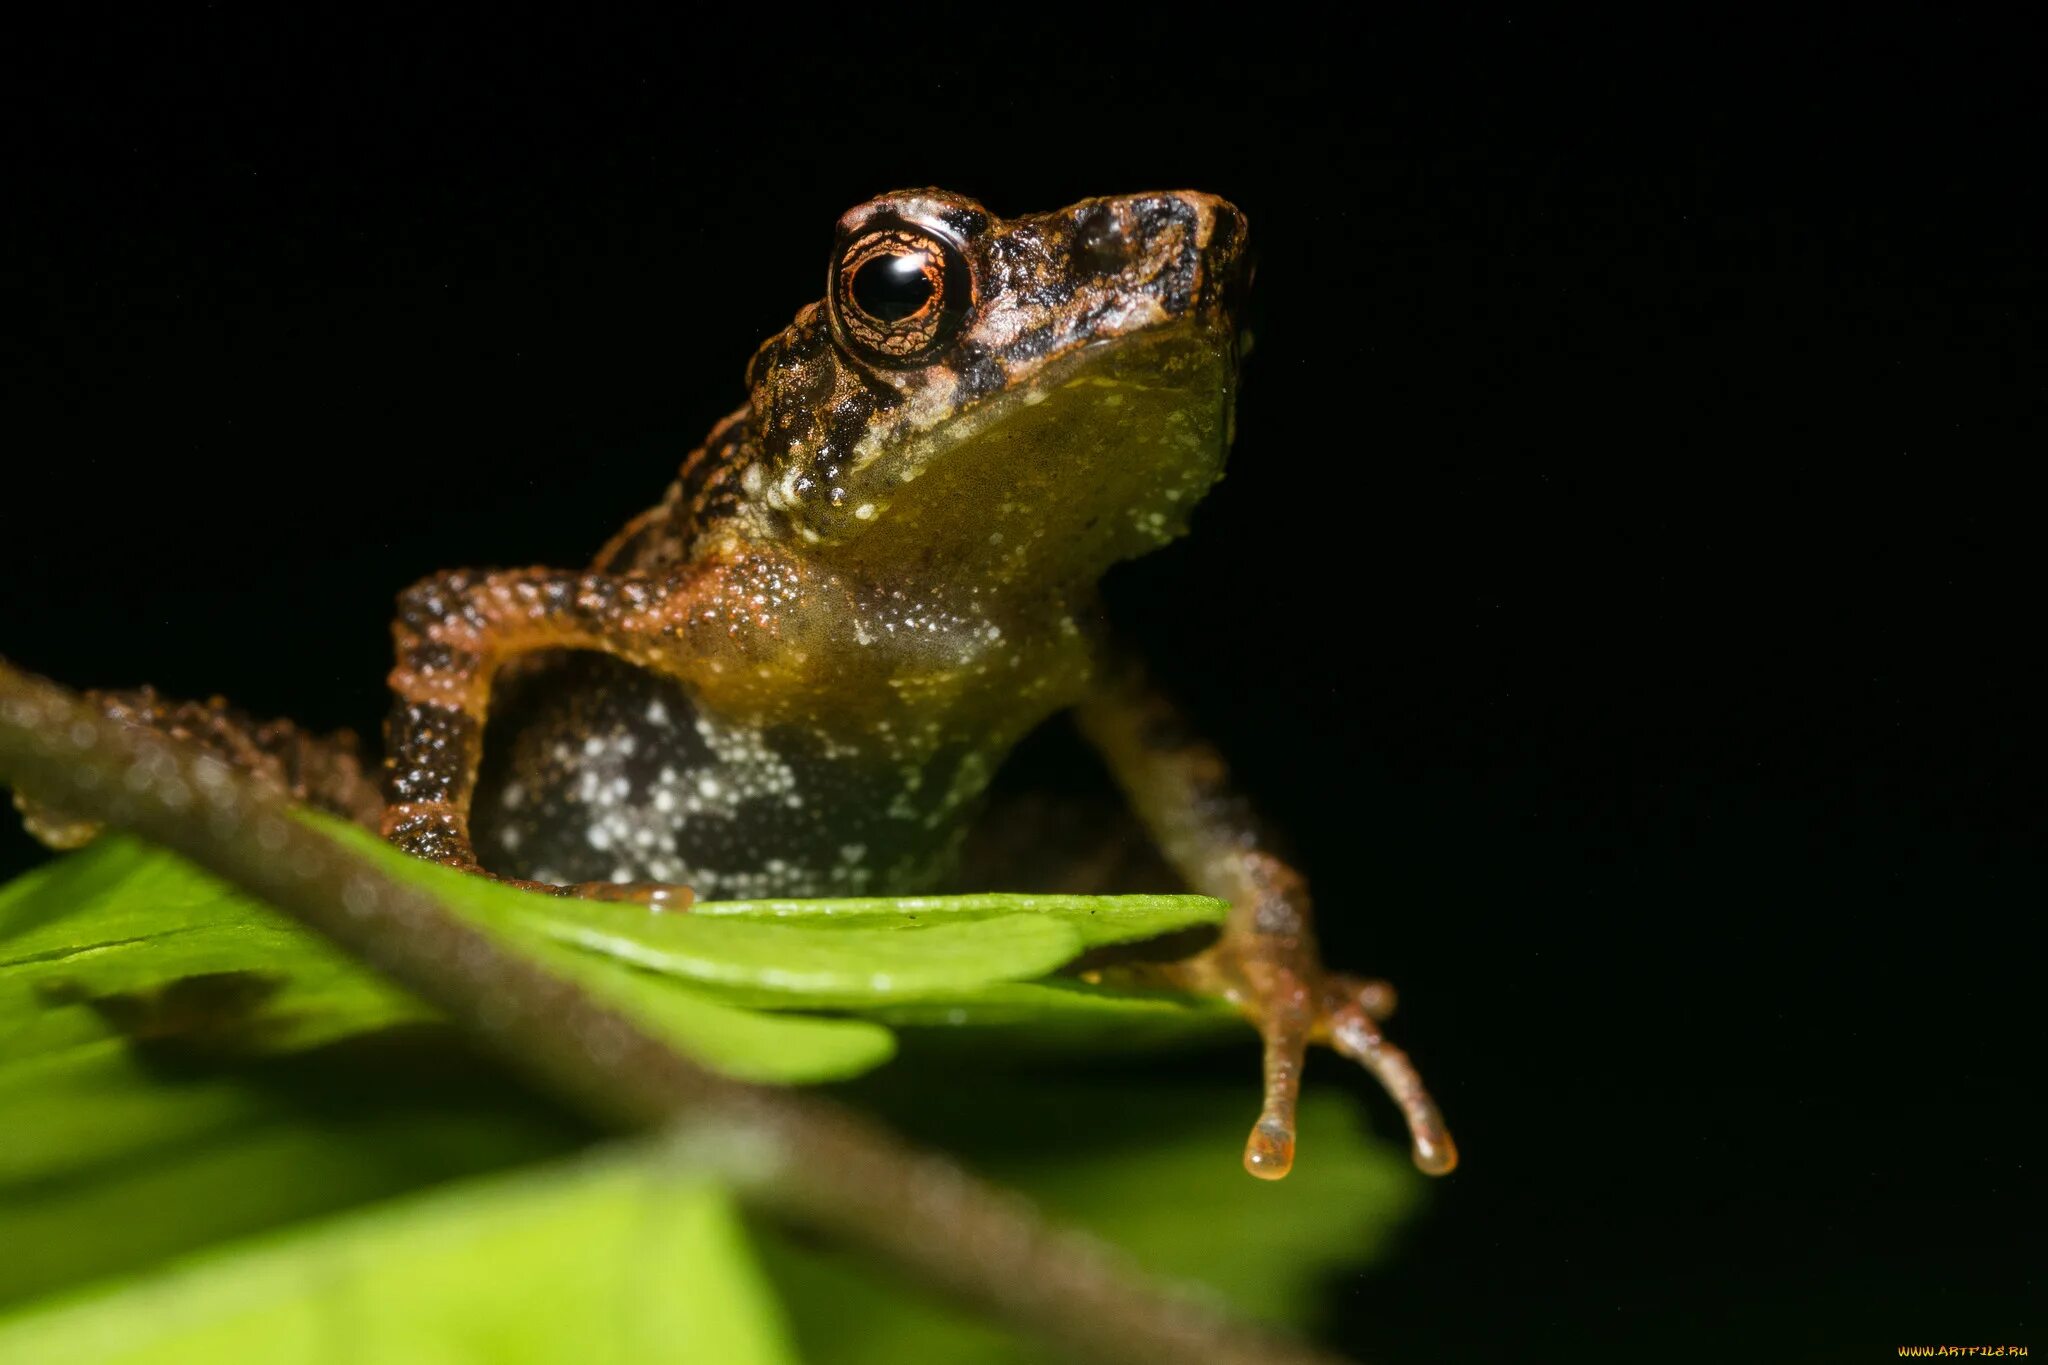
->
xmin=761 ymin=1078 xmax=1424 ymax=1363
xmin=0 ymin=1145 xmax=797 ymax=1364
xmin=866 ymin=977 xmax=1239 ymax=1029
xmin=864 ymin=979 xmax=1243 ymax=1056
xmin=0 ymin=1037 xmax=586 ymax=1307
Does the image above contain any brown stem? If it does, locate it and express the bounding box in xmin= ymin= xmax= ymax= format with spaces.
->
xmin=0 ymin=660 xmax=1352 ymax=1365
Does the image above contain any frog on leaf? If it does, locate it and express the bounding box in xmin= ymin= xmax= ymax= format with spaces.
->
xmin=12 ymin=189 xmax=1454 ymax=1180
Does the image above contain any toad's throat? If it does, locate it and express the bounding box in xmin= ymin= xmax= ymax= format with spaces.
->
xmin=812 ymin=327 xmax=1239 ymax=588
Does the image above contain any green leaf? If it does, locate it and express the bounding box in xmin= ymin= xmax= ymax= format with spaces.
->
xmin=0 ymin=1038 xmax=586 ymax=1308
xmin=760 ymin=1078 xmax=1425 ymax=1363
xmin=864 ymin=979 xmax=1243 ymax=1054
xmin=683 ymin=890 xmax=1228 ymax=949
xmin=312 ymin=818 xmax=1224 ymax=1004
xmin=0 ymin=1146 xmax=798 ymax=1365
xmin=506 ymin=936 xmax=899 ymax=1082
xmin=2 ymin=816 xmax=1256 ymax=1109
xmin=515 ymin=902 xmax=1085 ymax=1002
xmin=1 ymin=815 xmax=1245 ymax=1109
xmin=866 ymin=977 xmax=1239 ymax=1028
xmin=0 ymin=835 xmax=895 ymax=1085
xmin=0 ymin=837 xmax=427 ymax=1056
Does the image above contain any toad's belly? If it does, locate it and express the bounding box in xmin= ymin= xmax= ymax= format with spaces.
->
xmin=470 ymin=652 xmax=992 ymax=899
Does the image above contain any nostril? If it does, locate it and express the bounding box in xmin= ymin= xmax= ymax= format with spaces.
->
xmin=1074 ymin=203 xmax=1126 ymax=276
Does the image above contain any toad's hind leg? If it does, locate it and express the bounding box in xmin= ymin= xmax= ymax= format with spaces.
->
xmin=380 ymin=567 xmax=705 ymax=910
xmin=1074 ymin=659 xmax=1456 ymax=1180
xmin=12 ymin=685 xmax=384 ymax=848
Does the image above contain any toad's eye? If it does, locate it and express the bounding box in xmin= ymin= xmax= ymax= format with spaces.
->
xmin=830 ymin=222 xmax=972 ymax=367
xmin=851 ymin=250 xmax=933 ymax=321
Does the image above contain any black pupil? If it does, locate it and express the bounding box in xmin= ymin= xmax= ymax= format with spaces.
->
xmin=851 ymin=250 xmax=936 ymax=323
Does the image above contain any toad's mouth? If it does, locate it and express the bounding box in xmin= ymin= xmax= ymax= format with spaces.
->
xmin=809 ymin=322 xmax=1241 ymax=589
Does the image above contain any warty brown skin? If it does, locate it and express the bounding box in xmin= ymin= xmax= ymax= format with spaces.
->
xmin=12 ymin=189 xmax=1452 ymax=1179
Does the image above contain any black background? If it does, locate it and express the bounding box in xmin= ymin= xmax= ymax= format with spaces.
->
xmin=4 ymin=13 xmax=2038 ymax=1363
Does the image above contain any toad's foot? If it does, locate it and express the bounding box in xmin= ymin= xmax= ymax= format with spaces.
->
xmin=1159 ymin=859 xmax=1456 ymax=1181
xmin=1075 ymin=664 xmax=1458 ymax=1181
xmin=1313 ymin=973 xmax=1456 ymax=1175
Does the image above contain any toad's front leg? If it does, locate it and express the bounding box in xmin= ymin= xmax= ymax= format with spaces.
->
xmin=1076 ymin=659 xmax=1456 ymax=1181
xmin=381 ymin=566 xmax=716 ymax=908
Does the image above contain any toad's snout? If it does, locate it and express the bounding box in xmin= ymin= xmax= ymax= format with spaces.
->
xmin=1073 ymin=191 xmax=1249 ymax=321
